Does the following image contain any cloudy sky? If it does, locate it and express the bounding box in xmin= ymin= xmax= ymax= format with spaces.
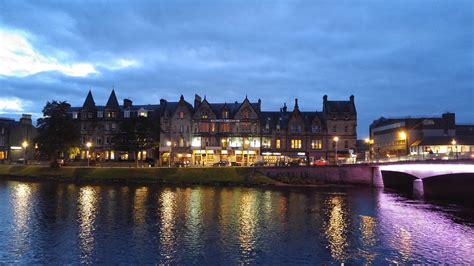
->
xmin=0 ymin=0 xmax=472 ymax=136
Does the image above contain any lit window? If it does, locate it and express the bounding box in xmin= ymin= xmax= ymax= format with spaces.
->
xmin=202 ymin=114 xmax=208 ymax=119
xmin=72 ymin=112 xmax=78 ymax=119
xmin=139 ymin=111 xmax=147 ymax=117
xmin=311 ymin=139 xmax=322 ymax=150
xmin=291 ymin=139 xmax=302 ymax=149
xmin=223 ymin=111 xmax=229 ymax=118
xmin=276 ymin=139 xmax=281 ymax=149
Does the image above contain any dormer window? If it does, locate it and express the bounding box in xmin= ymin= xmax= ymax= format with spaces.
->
xmin=97 ymin=111 xmax=103 ymax=118
xmin=202 ymin=114 xmax=208 ymax=119
xmin=179 ymin=111 xmax=184 ymax=119
xmin=223 ymin=110 xmax=229 ymax=118
xmin=243 ymin=108 xmax=250 ymax=119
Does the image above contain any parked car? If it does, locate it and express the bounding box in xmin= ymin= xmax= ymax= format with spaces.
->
xmin=213 ymin=160 xmax=231 ymax=167
xmin=311 ymin=159 xmax=328 ymax=166
xmin=288 ymin=160 xmax=301 ymax=167
xmin=252 ymin=160 xmax=268 ymax=167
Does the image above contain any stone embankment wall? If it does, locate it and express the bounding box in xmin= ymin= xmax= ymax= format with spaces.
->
xmin=255 ymin=165 xmax=377 ymax=186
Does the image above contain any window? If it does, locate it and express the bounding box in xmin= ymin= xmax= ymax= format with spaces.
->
xmin=139 ymin=111 xmax=147 ymax=117
xmin=179 ymin=111 xmax=184 ymax=119
xmin=179 ymin=125 xmax=184 ymax=133
xmin=222 ymin=111 xmax=229 ymax=118
xmin=312 ymin=125 xmax=319 ymax=133
xmin=332 ymin=113 xmax=337 ymax=120
xmin=297 ymin=125 xmax=301 ymax=133
xmin=199 ymin=122 xmax=209 ymax=132
xmin=311 ymin=139 xmax=322 ymax=150
xmin=82 ymin=137 xmax=87 ymax=144
xmin=243 ymin=109 xmax=250 ymax=119
xmin=345 ymin=140 xmax=349 ymax=149
xmin=345 ymin=113 xmax=349 ymax=120
xmin=124 ymin=111 xmax=130 ymax=118
xmin=211 ymin=123 xmax=216 ymax=132
xmin=111 ymin=123 xmax=116 ymax=131
xmin=291 ymin=139 xmax=302 ymax=149
xmin=72 ymin=112 xmax=78 ymax=119
xmin=276 ymin=139 xmax=281 ymax=149
xmin=96 ymin=138 xmax=102 ymax=145
xmin=276 ymin=124 xmax=280 ymax=132
xmin=97 ymin=111 xmax=103 ymax=118
xmin=344 ymin=126 xmax=348 ymax=133
xmin=221 ymin=123 xmax=230 ymax=132
xmin=262 ymin=138 xmax=271 ymax=148
xmin=88 ymin=112 xmax=93 ymax=119
xmin=82 ymin=124 xmax=86 ymax=130
xmin=332 ymin=126 xmax=337 ymax=133
xmin=179 ymin=138 xmax=184 ymax=147
xmin=105 ymin=123 xmax=110 ymax=131
xmin=202 ymin=114 xmax=208 ymax=119
xmin=105 ymin=136 xmax=110 ymax=144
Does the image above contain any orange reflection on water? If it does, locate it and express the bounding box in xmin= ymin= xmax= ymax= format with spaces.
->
xmin=159 ymin=189 xmax=177 ymax=259
xmin=324 ymin=195 xmax=348 ymax=261
xmin=238 ymin=191 xmax=258 ymax=258
xmin=12 ymin=183 xmax=32 ymax=230
xmin=78 ymin=186 xmax=99 ymax=263
xmin=359 ymin=215 xmax=377 ymax=263
xmin=398 ymin=227 xmax=412 ymax=262
xmin=133 ymin=187 xmax=149 ymax=225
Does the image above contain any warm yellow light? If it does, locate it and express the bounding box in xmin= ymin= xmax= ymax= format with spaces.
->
xmin=399 ymin=131 xmax=407 ymax=140
xmin=166 ymin=141 xmax=172 ymax=147
xmin=22 ymin=141 xmax=28 ymax=148
xmin=333 ymin=136 xmax=339 ymax=142
xmin=244 ymin=139 xmax=250 ymax=145
xmin=221 ymin=139 xmax=226 ymax=143
xmin=451 ymin=139 xmax=456 ymax=145
xmin=86 ymin=142 xmax=92 ymax=148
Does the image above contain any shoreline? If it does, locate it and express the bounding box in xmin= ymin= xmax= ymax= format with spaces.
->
xmin=0 ymin=165 xmax=366 ymax=188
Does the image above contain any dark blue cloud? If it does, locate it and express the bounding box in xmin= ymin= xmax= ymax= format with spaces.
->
xmin=0 ymin=0 xmax=472 ymax=135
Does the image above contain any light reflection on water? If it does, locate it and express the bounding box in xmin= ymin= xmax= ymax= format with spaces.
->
xmin=0 ymin=181 xmax=473 ymax=264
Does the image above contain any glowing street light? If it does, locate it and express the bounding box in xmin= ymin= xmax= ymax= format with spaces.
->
xmin=22 ymin=141 xmax=28 ymax=165
xmin=364 ymin=138 xmax=374 ymax=162
xmin=166 ymin=141 xmax=172 ymax=167
xmin=451 ymin=139 xmax=457 ymax=160
xmin=86 ymin=142 xmax=92 ymax=167
xmin=333 ymin=136 xmax=339 ymax=165
xmin=399 ymin=131 xmax=408 ymax=160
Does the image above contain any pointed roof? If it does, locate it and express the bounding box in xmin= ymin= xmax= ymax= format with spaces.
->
xmin=82 ymin=90 xmax=96 ymax=109
xmin=105 ymin=89 xmax=120 ymax=109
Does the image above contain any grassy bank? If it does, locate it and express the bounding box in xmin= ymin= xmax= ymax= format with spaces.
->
xmin=0 ymin=165 xmax=278 ymax=185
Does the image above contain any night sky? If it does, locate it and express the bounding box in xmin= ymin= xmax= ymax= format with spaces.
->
xmin=0 ymin=0 xmax=472 ymax=136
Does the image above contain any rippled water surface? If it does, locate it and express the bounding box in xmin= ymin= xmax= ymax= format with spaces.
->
xmin=0 ymin=181 xmax=473 ymax=264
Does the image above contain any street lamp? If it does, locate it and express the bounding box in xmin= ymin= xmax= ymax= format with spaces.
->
xmin=22 ymin=141 xmax=28 ymax=165
xmin=166 ymin=141 xmax=172 ymax=167
xmin=451 ymin=139 xmax=457 ymax=160
xmin=333 ymin=136 xmax=339 ymax=165
xmin=86 ymin=142 xmax=92 ymax=167
xmin=364 ymin=138 xmax=374 ymax=163
xmin=399 ymin=131 xmax=408 ymax=160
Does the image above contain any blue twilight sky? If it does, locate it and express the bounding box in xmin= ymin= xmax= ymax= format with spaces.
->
xmin=0 ymin=0 xmax=473 ymax=136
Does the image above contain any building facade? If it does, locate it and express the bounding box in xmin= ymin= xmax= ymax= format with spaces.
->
xmin=0 ymin=114 xmax=37 ymax=163
xmin=369 ymin=112 xmax=474 ymax=161
xmin=69 ymin=90 xmax=357 ymax=165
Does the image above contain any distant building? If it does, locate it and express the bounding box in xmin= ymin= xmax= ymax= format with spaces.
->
xmin=369 ymin=113 xmax=474 ymax=160
xmin=0 ymin=114 xmax=37 ymax=163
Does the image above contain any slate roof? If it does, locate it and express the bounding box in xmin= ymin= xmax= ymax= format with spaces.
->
xmin=324 ymin=100 xmax=356 ymax=114
xmin=105 ymin=89 xmax=120 ymax=110
xmin=82 ymin=90 xmax=96 ymax=109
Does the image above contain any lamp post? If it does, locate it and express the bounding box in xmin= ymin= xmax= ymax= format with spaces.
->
xmin=364 ymin=138 xmax=374 ymax=163
xmin=451 ymin=139 xmax=457 ymax=160
xmin=333 ymin=136 xmax=339 ymax=165
xmin=22 ymin=141 xmax=28 ymax=165
xmin=399 ymin=131 xmax=408 ymax=161
xmin=167 ymin=141 xmax=172 ymax=167
xmin=244 ymin=138 xmax=250 ymax=166
xmin=86 ymin=142 xmax=92 ymax=167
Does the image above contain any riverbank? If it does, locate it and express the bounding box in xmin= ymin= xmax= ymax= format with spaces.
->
xmin=0 ymin=165 xmax=280 ymax=186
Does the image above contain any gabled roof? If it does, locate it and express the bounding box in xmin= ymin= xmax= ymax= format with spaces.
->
xmin=105 ymin=89 xmax=120 ymax=110
xmin=82 ymin=90 xmax=96 ymax=109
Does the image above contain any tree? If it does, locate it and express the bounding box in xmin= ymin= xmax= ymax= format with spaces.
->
xmin=113 ymin=115 xmax=160 ymax=167
xmin=35 ymin=101 xmax=80 ymax=167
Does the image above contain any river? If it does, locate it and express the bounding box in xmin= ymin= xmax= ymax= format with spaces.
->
xmin=0 ymin=180 xmax=472 ymax=264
